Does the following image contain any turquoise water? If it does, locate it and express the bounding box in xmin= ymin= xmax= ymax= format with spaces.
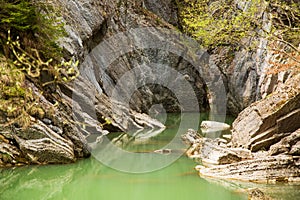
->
xmin=0 ymin=113 xmax=246 ymax=200
xmin=0 ymin=157 xmax=245 ymax=200
xmin=2 ymin=113 xmax=298 ymax=200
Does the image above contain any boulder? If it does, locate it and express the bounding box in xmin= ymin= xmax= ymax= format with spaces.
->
xmin=200 ymin=121 xmax=230 ymax=135
xmin=182 ymin=129 xmax=252 ymax=166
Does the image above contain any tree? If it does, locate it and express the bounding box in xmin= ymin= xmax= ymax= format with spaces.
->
xmin=177 ymin=0 xmax=300 ymax=73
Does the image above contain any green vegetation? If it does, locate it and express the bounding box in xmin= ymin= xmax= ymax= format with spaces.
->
xmin=177 ymin=0 xmax=300 ymax=72
xmin=0 ymin=0 xmax=65 ymax=57
xmin=178 ymin=0 xmax=264 ymax=49
xmin=0 ymin=56 xmax=31 ymax=127
xmin=0 ymin=0 xmax=78 ymax=128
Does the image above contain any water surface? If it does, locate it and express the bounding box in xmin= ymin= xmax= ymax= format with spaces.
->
xmin=0 ymin=113 xmax=245 ymax=200
xmin=0 ymin=156 xmax=245 ymax=200
xmin=2 ymin=114 xmax=298 ymax=200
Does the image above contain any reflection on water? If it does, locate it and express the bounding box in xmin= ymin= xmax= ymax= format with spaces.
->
xmin=203 ymin=175 xmax=300 ymax=200
xmin=103 ymin=113 xmax=218 ymax=152
xmin=0 ymin=113 xmax=245 ymax=200
xmin=1 ymin=113 xmax=298 ymax=200
xmin=2 ymin=156 xmax=299 ymax=200
xmin=0 ymin=157 xmax=244 ymax=200
xmin=87 ymin=113 xmax=210 ymax=173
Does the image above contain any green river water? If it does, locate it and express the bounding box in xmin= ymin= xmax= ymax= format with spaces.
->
xmin=0 ymin=156 xmax=245 ymax=200
xmin=0 ymin=114 xmax=299 ymax=200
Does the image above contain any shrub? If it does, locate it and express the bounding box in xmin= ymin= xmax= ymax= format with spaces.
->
xmin=0 ymin=0 xmax=79 ymax=128
xmin=177 ymin=0 xmax=300 ymax=72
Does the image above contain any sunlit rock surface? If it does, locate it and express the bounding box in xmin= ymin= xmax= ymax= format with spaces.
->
xmin=183 ymin=73 xmax=300 ymax=182
xmin=231 ymin=73 xmax=300 ymax=151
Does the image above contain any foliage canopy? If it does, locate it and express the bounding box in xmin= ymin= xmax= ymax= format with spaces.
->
xmin=177 ymin=0 xmax=300 ymax=72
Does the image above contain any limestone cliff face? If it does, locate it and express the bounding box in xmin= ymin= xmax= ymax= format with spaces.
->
xmin=0 ymin=0 xmax=296 ymax=166
xmin=146 ymin=0 xmax=293 ymax=116
xmin=57 ymin=0 xmax=209 ymax=114
xmin=54 ymin=0 xmax=290 ymax=123
xmin=0 ymin=0 xmax=169 ymax=166
xmin=231 ymin=72 xmax=300 ymax=152
xmin=0 ymin=0 xmax=209 ymax=166
xmin=143 ymin=0 xmax=180 ymax=27
xmin=183 ymin=74 xmax=300 ymax=183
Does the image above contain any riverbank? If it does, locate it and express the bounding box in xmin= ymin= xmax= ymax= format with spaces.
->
xmin=182 ymin=72 xmax=300 ymax=198
xmin=0 ymin=0 xmax=299 ymax=192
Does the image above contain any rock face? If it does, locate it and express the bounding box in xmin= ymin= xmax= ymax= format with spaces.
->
xmin=183 ymin=129 xmax=300 ymax=183
xmin=210 ymin=36 xmax=294 ymax=116
xmin=142 ymin=0 xmax=276 ymax=116
xmin=0 ymin=0 xmax=175 ymax=166
xmin=143 ymin=0 xmax=180 ymax=27
xmin=57 ymin=0 xmax=209 ymax=114
xmin=0 ymin=0 xmax=297 ymax=167
xmin=46 ymin=0 xmax=295 ymax=125
xmin=206 ymin=5 xmax=293 ymax=116
xmin=0 ymin=82 xmax=90 ymax=166
xmin=0 ymin=0 xmax=212 ymax=166
xmin=231 ymin=73 xmax=300 ymax=151
xmin=138 ymin=0 xmax=282 ymax=116
xmin=183 ymin=73 xmax=300 ymax=183
xmin=210 ymin=44 xmax=264 ymax=116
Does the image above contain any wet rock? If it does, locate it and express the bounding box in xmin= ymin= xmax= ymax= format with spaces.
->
xmin=182 ymin=129 xmax=252 ymax=165
xmin=248 ymin=188 xmax=273 ymax=200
